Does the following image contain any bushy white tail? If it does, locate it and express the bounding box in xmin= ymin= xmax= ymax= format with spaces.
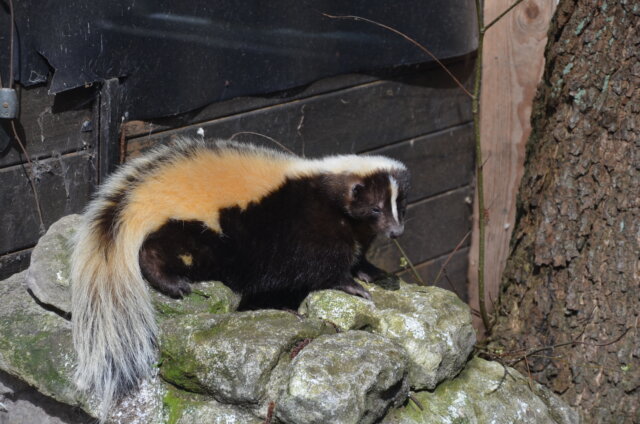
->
xmin=71 ymin=215 xmax=157 ymax=421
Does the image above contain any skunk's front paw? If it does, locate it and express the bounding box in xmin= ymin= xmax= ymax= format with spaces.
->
xmin=335 ymin=281 xmax=372 ymax=301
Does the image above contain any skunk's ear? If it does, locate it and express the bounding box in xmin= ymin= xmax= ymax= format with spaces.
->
xmin=350 ymin=182 xmax=365 ymax=199
xmin=351 ymin=181 xmax=364 ymax=197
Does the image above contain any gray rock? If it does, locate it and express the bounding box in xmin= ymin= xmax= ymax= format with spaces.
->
xmin=372 ymin=283 xmax=476 ymax=390
xmin=25 ymin=214 xmax=81 ymax=314
xmin=0 ymin=272 xmax=236 ymax=424
xmin=298 ymin=289 xmax=379 ymax=331
xmin=159 ymin=310 xmax=336 ymax=404
xmin=5 ymin=214 xmax=569 ymax=424
xmin=23 ymin=213 xmax=241 ymax=318
xmin=300 ymin=282 xmax=476 ymax=390
xmin=104 ymin=376 xmax=166 ymax=424
xmin=382 ymin=357 xmax=580 ymax=424
xmin=0 ymin=271 xmax=166 ymax=424
xmin=0 ymin=369 xmax=93 ymax=424
xmin=162 ymin=386 xmax=262 ymax=424
xmin=153 ymin=280 xmax=241 ymax=318
xmin=277 ymin=331 xmax=409 ymax=424
xmin=0 ymin=271 xmax=78 ymax=407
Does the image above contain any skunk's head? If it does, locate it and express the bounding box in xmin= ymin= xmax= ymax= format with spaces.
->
xmin=345 ymin=168 xmax=410 ymax=239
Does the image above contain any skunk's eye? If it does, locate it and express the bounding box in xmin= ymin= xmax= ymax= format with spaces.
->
xmin=371 ymin=207 xmax=382 ymax=215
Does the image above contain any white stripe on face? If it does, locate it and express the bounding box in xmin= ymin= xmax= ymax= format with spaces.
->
xmin=389 ymin=176 xmax=399 ymax=224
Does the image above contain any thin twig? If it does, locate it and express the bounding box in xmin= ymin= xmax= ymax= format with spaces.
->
xmin=392 ymin=239 xmax=424 ymax=285
xmin=484 ymin=0 xmax=528 ymax=32
xmin=408 ymin=393 xmax=424 ymax=411
xmin=489 ymin=361 xmax=516 ymax=394
xmin=527 ymin=354 xmax=564 ymax=361
xmin=523 ymin=354 xmax=534 ymax=390
xmin=473 ymin=0 xmax=491 ymax=331
xmin=2 ymin=0 xmax=45 ymax=232
xmin=321 ymin=13 xmax=473 ymax=98
xmin=441 ymin=267 xmax=464 ymax=301
xmin=11 ymin=121 xmax=46 ymax=233
xmin=434 ymin=230 xmax=471 ymax=285
xmin=506 ymin=328 xmax=630 ymax=366
xmin=229 ymin=131 xmax=295 ymax=155
xmin=481 ymin=151 xmax=492 ymax=169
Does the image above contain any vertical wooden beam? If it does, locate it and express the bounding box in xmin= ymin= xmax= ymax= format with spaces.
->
xmin=98 ymin=78 xmax=123 ymax=183
xmin=468 ymin=0 xmax=556 ymax=333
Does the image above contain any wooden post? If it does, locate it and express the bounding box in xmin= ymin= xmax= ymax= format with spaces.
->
xmin=468 ymin=0 xmax=556 ymax=333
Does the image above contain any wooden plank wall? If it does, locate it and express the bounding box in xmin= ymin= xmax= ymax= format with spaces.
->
xmin=467 ymin=0 xmax=557 ymax=329
xmin=0 ymin=86 xmax=97 ymax=280
xmin=125 ymin=60 xmax=476 ymax=300
xmin=0 ymin=59 xmax=477 ymax=303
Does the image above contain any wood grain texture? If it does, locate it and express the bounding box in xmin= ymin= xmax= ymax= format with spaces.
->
xmin=370 ymin=123 xmax=474 ymax=203
xmin=397 ymin=247 xmax=471 ymax=302
xmin=0 ymin=151 xmax=95 ymax=254
xmin=122 ymin=74 xmax=379 ymax=139
xmin=0 ymin=82 xmax=97 ymax=278
xmin=0 ymin=249 xmax=31 ymax=281
xmin=467 ymin=0 xmax=556 ymax=332
xmin=0 ymin=85 xmax=95 ymax=168
xmin=369 ymin=186 xmax=473 ymax=274
xmin=125 ymin=63 xmax=474 ymax=159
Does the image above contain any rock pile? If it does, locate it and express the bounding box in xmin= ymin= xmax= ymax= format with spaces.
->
xmin=0 ymin=215 xmax=579 ymax=423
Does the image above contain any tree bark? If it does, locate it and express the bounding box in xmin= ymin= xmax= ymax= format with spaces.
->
xmin=488 ymin=1 xmax=640 ymax=422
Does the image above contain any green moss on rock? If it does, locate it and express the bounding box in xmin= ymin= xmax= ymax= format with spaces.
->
xmin=154 ymin=281 xmax=240 ymax=319
xmin=298 ymin=289 xmax=379 ymax=331
xmin=159 ymin=310 xmax=336 ymax=403
xmin=383 ymin=357 xmax=579 ymax=424
xmin=163 ymin=386 xmax=198 ymax=424
xmin=0 ymin=272 xmax=80 ymax=408
xmin=300 ymin=282 xmax=476 ymax=391
xmin=278 ymin=331 xmax=409 ymax=424
xmin=162 ymin=384 xmax=262 ymax=424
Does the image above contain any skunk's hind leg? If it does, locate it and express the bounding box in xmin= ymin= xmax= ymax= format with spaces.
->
xmin=139 ymin=241 xmax=192 ymax=298
xmin=139 ymin=219 xmax=222 ymax=298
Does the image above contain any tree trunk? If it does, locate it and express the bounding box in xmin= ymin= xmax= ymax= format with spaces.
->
xmin=488 ymin=1 xmax=639 ymax=423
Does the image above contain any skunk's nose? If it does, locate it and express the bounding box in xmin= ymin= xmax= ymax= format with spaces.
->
xmin=389 ymin=225 xmax=404 ymax=239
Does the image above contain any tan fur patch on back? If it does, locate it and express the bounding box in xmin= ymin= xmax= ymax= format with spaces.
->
xmin=126 ymin=148 xmax=292 ymax=233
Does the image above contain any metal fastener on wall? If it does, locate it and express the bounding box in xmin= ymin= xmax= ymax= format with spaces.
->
xmin=0 ymin=88 xmax=19 ymax=119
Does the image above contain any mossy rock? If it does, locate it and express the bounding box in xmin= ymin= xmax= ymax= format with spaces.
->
xmin=25 ymin=214 xmax=80 ymax=313
xmin=159 ymin=310 xmax=336 ymax=403
xmin=277 ymin=331 xmax=410 ymax=424
xmin=382 ymin=357 xmax=580 ymax=424
xmin=0 ymin=271 xmax=80 ymax=408
xmin=300 ymin=282 xmax=476 ymax=391
xmin=24 ymin=214 xmax=241 ymax=319
xmin=162 ymin=385 xmax=261 ymax=424
xmin=154 ymin=280 xmax=241 ymax=319
xmin=0 ymin=214 xmax=577 ymax=424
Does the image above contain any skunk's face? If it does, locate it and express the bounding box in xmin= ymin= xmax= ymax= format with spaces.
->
xmin=347 ymin=170 xmax=410 ymax=238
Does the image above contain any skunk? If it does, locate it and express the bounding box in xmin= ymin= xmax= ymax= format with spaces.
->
xmin=71 ymin=138 xmax=409 ymax=417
